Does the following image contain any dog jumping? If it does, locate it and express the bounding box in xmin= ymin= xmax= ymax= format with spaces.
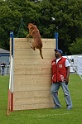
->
xmin=26 ymin=23 xmax=43 ymax=59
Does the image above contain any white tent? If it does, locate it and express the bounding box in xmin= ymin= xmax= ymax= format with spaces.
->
xmin=77 ymin=56 xmax=82 ymax=79
xmin=63 ymin=55 xmax=82 ymax=79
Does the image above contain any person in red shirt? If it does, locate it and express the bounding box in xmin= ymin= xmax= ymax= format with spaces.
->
xmin=51 ymin=49 xmax=73 ymax=110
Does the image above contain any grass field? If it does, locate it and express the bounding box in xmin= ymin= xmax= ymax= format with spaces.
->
xmin=0 ymin=74 xmax=82 ymax=124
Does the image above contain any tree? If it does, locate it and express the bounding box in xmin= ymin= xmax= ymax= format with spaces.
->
xmin=5 ymin=0 xmax=41 ymax=36
xmin=0 ymin=3 xmax=22 ymax=49
xmin=38 ymin=0 xmax=82 ymax=54
xmin=69 ymin=38 xmax=82 ymax=54
xmin=0 ymin=0 xmax=82 ymax=54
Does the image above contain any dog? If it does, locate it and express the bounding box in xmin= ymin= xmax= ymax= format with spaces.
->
xmin=26 ymin=23 xmax=43 ymax=59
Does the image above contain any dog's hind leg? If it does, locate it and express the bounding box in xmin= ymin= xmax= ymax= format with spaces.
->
xmin=30 ymin=43 xmax=35 ymax=50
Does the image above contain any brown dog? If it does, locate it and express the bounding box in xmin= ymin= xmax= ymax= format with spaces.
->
xmin=26 ymin=23 xmax=43 ymax=59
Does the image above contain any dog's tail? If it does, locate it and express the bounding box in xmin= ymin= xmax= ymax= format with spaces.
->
xmin=40 ymin=48 xmax=43 ymax=59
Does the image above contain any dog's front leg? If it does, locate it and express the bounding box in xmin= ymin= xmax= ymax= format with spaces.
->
xmin=26 ymin=34 xmax=30 ymax=38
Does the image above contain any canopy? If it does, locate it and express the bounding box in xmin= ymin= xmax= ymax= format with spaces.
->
xmin=77 ymin=56 xmax=82 ymax=75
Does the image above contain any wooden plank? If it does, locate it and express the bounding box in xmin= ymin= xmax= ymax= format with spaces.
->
xmin=14 ymin=75 xmax=51 ymax=86
xmin=14 ymin=58 xmax=53 ymax=65
xmin=14 ymin=48 xmax=55 ymax=59
xmin=14 ymin=97 xmax=34 ymax=105
xmin=14 ymin=91 xmax=34 ymax=99
xmin=14 ymin=90 xmax=52 ymax=99
xmin=34 ymin=91 xmax=51 ymax=98
xmin=14 ymin=97 xmax=53 ymax=105
xmin=14 ymin=53 xmax=54 ymax=59
xmin=34 ymin=102 xmax=54 ymax=109
xmin=14 ymin=66 xmax=51 ymax=75
xmin=14 ymin=48 xmax=55 ymax=55
xmin=14 ymin=64 xmax=51 ymax=69
xmin=13 ymin=104 xmax=34 ymax=110
xmin=14 ymin=83 xmax=51 ymax=92
xmin=34 ymin=97 xmax=53 ymax=104
xmin=14 ymin=102 xmax=54 ymax=110
xmin=14 ymin=65 xmax=51 ymax=76
xmin=14 ymin=38 xmax=56 ymax=49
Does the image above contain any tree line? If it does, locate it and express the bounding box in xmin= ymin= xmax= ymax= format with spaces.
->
xmin=0 ymin=0 xmax=82 ymax=54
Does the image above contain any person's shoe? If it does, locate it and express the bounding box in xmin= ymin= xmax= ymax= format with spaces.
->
xmin=53 ymin=106 xmax=61 ymax=109
xmin=67 ymin=106 xmax=72 ymax=110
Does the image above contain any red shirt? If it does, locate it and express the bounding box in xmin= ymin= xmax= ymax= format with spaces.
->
xmin=51 ymin=57 xmax=67 ymax=83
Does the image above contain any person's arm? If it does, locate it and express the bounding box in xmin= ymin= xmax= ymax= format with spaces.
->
xmin=65 ymin=66 xmax=70 ymax=83
xmin=64 ymin=59 xmax=70 ymax=84
xmin=51 ymin=60 xmax=54 ymax=85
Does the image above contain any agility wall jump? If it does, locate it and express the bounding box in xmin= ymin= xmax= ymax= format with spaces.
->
xmin=7 ymin=32 xmax=56 ymax=112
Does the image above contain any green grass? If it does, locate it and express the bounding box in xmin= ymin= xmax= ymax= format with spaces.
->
xmin=0 ymin=74 xmax=82 ymax=124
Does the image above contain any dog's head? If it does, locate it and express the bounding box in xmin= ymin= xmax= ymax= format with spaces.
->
xmin=28 ymin=23 xmax=34 ymax=29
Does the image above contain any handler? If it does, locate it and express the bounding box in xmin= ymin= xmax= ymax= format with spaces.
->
xmin=51 ymin=49 xmax=73 ymax=110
